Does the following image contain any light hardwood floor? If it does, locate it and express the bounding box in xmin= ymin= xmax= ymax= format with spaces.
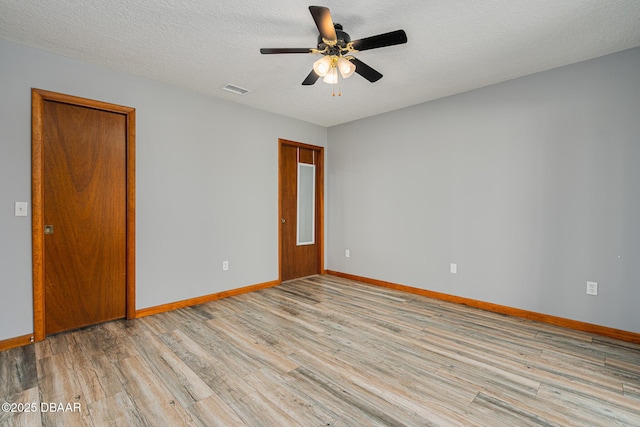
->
xmin=1 ymin=275 xmax=639 ymax=426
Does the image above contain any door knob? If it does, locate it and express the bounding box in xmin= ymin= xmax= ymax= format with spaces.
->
xmin=281 ymin=218 xmax=286 ymax=224
xmin=44 ymin=225 xmax=54 ymax=234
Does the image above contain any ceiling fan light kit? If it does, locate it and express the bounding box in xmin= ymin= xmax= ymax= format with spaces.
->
xmin=260 ymin=5 xmax=407 ymax=92
xmin=312 ymin=56 xmax=356 ymax=82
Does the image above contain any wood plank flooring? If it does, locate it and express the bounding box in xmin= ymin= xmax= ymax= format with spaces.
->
xmin=1 ymin=275 xmax=639 ymax=426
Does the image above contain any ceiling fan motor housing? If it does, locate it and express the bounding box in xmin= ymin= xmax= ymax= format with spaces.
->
xmin=317 ymin=24 xmax=351 ymax=52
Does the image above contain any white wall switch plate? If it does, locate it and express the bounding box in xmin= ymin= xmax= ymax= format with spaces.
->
xmin=222 ymin=261 xmax=229 ymax=271
xmin=450 ymin=263 xmax=457 ymax=274
xmin=15 ymin=202 xmax=28 ymax=217
xmin=345 ymin=249 xmax=350 ymax=258
xmin=586 ymin=281 xmax=598 ymax=295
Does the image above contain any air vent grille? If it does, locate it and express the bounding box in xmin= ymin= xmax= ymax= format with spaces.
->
xmin=222 ymin=84 xmax=251 ymax=95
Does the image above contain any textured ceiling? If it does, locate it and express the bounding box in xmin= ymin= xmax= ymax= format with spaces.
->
xmin=1 ymin=0 xmax=640 ymax=126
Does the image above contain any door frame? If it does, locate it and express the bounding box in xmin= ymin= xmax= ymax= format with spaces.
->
xmin=278 ymin=139 xmax=325 ymax=282
xmin=31 ymin=88 xmax=136 ymax=341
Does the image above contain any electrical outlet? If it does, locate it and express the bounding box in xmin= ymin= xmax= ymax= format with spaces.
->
xmin=450 ymin=263 xmax=457 ymax=274
xmin=222 ymin=261 xmax=229 ymax=271
xmin=345 ymin=249 xmax=350 ymax=258
xmin=586 ymin=281 xmax=598 ymax=296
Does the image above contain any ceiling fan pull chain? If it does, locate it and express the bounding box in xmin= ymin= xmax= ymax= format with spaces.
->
xmin=332 ymin=69 xmax=342 ymax=97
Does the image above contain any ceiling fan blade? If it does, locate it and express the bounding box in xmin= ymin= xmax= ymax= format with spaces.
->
xmin=302 ymin=70 xmax=320 ymax=85
xmin=350 ymin=29 xmax=407 ymax=52
xmin=309 ymin=6 xmax=337 ymax=42
xmin=350 ymin=57 xmax=383 ymax=82
xmin=260 ymin=48 xmax=313 ymax=54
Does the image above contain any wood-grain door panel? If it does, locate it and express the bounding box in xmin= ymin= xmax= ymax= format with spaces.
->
xmin=43 ymin=101 xmax=127 ymax=334
xmin=279 ymin=140 xmax=324 ymax=281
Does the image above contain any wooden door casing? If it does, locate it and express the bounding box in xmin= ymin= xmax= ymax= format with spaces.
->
xmin=279 ymin=139 xmax=324 ymax=282
xmin=32 ymin=89 xmax=136 ymax=340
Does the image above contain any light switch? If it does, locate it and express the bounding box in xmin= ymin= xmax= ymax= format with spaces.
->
xmin=15 ymin=202 xmax=28 ymax=217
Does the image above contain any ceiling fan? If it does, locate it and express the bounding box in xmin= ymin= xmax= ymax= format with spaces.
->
xmin=260 ymin=6 xmax=407 ymax=86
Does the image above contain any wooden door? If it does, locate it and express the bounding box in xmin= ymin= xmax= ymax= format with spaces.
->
xmin=32 ymin=89 xmax=136 ymax=338
xmin=279 ymin=140 xmax=324 ymax=281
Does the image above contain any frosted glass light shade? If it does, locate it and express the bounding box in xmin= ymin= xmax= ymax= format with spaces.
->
xmin=313 ymin=56 xmax=332 ymax=77
xmin=337 ymin=57 xmax=356 ymax=78
xmin=323 ymin=67 xmax=338 ymax=84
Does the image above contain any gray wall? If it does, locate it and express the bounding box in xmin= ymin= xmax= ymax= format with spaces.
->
xmin=0 ymin=40 xmax=327 ymax=341
xmin=2 ymin=39 xmax=638 ymax=342
xmin=327 ymin=47 xmax=640 ymax=333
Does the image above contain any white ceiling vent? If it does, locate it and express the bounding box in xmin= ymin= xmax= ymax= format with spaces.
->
xmin=222 ymin=84 xmax=251 ymax=95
